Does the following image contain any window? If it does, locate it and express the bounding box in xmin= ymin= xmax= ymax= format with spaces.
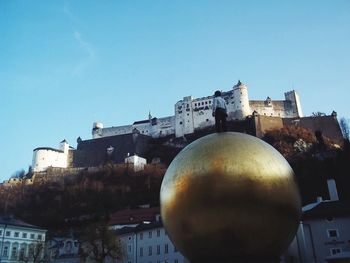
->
xmin=14 ymin=232 xmax=19 ymax=238
xmin=148 ymin=246 xmax=152 ymax=256
xmin=37 ymin=234 xmax=42 ymax=240
xmin=175 ymin=260 xmax=179 ymax=263
xmin=140 ymin=247 xmax=143 ymax=257
xmin=19 ymin=248 xmax=25 ymax=259
xmin=22 ymin=233 xmax=27 ymax=238
xmin=157 ymin=229 xmax=160 ymax=237
xmin=6 ymin=231 xmax=10 ymax=237
xmin=0 ymin=230 xmax=2 ymax=236
xmin=165 ymin=244 xmax=169 ymax=254
xmin=330 ymin=247 xmax=342 ymax=255
xmin=174 ymin=246 xmax=178 ymax=252
xmin=128 ymin=245 xmax=131 ymax=253
xmin=148 ymin=231 xmax=152 ymax=238
xmin=3 ymin=246 xmax=8 ymax=257
xmin=140 ymin=233 xmax=143 ymax=240
xmin=157 ymin=245 xmax=160 ymax=255
xmin=30 ymin=234 xmax=35 ymax=239
xmin=11 ymin=246 xmax=17 ymax=257
xmin=327 ymin=229 xmax=339 ymax=238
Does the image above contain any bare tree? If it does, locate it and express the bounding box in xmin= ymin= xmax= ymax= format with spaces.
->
xmin=340 ymin=117 xmax=350 ymax=141
xmin=19 ymin=240 xmax=45 ymax=263
xmin=80 ymin=222 xmax=124 ymax=263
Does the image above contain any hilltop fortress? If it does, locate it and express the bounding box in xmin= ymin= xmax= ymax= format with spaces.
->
xmin=92 ymin=80 xmax=303 ymax=139
xmin=30 ymin=80 xmax=343 ymax=175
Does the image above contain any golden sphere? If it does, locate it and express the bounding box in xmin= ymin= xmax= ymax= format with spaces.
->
xmin=160 ymin=132 xmax=301 ymax=262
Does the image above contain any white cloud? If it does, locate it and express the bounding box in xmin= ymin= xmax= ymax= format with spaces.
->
xmin=63 ymin=1 xmax=96 ymax=76
xmin=73 ymin=30 xmax=96 ymax=75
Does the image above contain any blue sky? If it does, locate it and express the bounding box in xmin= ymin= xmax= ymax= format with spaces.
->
xmin=0 ymin=1 xmax=349 ymax=181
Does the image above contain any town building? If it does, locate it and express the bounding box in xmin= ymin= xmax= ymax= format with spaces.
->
xmin=285 ymin=179 xmax=350 ymax=263
xmin=109 ymin=207 xmax=188 ymax=263
xmin=116 ymin=221 xmax=189 ymax=263
xmin=46 ymin=237 xmax=80 ymax=263
xmin=0 ymin=216 xmax=46 ymax=263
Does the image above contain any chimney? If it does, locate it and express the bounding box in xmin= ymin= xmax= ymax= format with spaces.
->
xmin=327 ymin=179 xmax=339 ymax=201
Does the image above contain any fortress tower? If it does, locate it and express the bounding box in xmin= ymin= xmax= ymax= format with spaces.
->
xmin=231 ymin=80 xmax=251 ymax=120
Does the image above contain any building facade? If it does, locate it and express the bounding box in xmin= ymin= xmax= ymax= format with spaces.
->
xmin=116 ymin=222 xmax=189 ymax=263
xmin=285 ymin=180 xmax=350 ymax=263
xmin=0 ymin=216 xmax=46 ymax=263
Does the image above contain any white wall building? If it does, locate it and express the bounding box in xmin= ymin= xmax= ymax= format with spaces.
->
xmin=284 ymin=179 xmax=350 ymax=263
xmin=32 ymin=139 xmax=70 ymax=173
xmin=125 ymin=155 xmax=147 ymax=172
xmin=116 ymin=222 xmax=189 ymax=263
xmin=0 ymin=216 xmax=47 ymax=263
xmin=92 ymin=80 xmax=303 ymax=139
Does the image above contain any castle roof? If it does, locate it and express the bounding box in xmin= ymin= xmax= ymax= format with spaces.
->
xmin=133 ymin=120 xmax=150 ymax=125
xmin=33 ymin=147 xmax=63 ymax=153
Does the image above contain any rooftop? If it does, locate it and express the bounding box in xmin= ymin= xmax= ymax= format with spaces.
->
xmin=303 ymin=200 xmax=350 ymax=220
xmin=109 ymin=207 xmax=160 ymax=226
xmin=0 ymin=215 xmax=45 ymax=230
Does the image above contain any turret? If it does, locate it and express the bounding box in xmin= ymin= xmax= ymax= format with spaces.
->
xmin=92 ymin=122 xmax=104 ymax=138
xmin=59 ymin=139 xmax=69 ymax=155
xmin=232 ymin=80 xmax=251 ymax=119
xmin=284 ymin=91 xmax=303 ymax=117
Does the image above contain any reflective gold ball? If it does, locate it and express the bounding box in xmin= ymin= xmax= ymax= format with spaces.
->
xmin=160 ymin=132 xmax=301 ymax=262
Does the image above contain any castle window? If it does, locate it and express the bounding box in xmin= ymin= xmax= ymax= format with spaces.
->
xmin=206 ymin=119 xmax=209 ymax=122
xmin=178 ymin=106 xmax=182 ymax=110
xmin=195 ymin=103 xmax=197 ymax=106
xmin=205 ymin=101 xmax=208 ymax=104
xmin=179 ymin=122 xmax=182 ymax=125
xmin=178 ymin=111 xmax=182 ymax=114
xmin=209 ymin=101 xmax=211 ymax=104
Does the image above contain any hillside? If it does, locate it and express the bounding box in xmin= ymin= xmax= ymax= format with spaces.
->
xmin=0 ymin=127 xmax=349 ymax=231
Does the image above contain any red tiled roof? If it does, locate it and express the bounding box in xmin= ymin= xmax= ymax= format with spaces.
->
xmin=109 ymin=207 xmax=160 ymax=226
